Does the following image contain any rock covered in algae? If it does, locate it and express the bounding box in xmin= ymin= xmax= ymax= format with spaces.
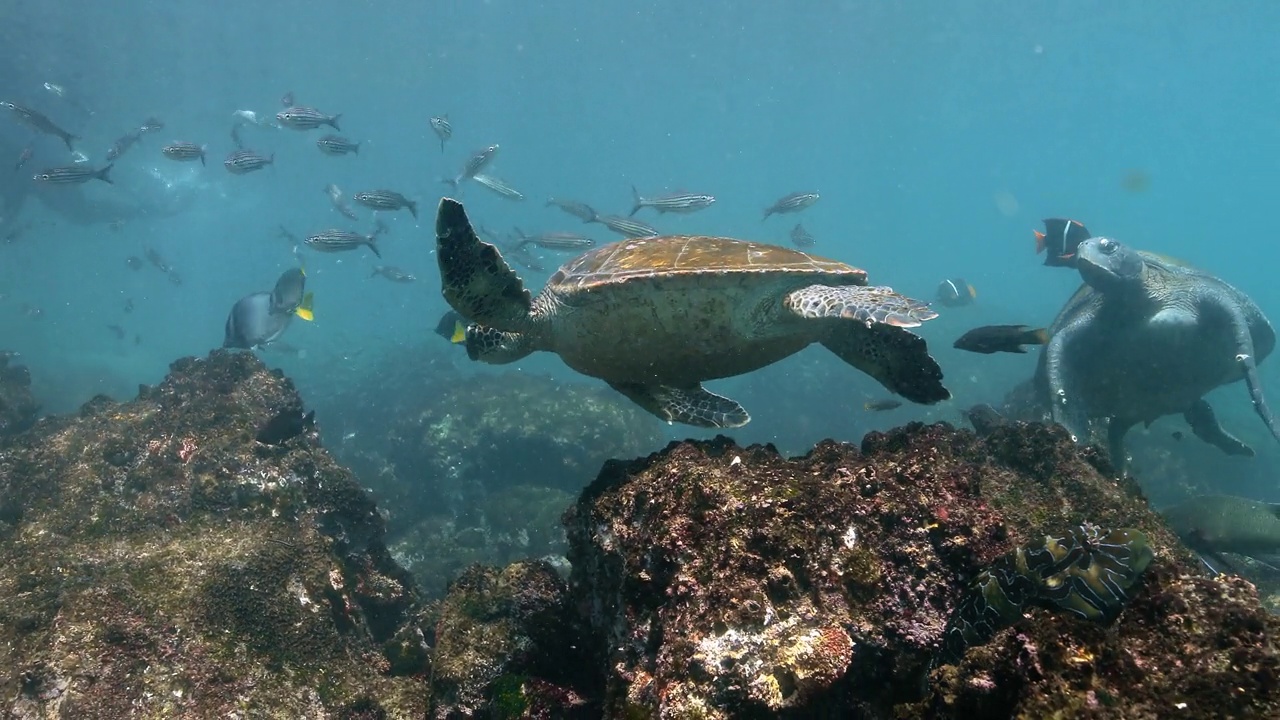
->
xmin=0 ymin=351 xmax=38 ymax=437
xmin=0 ymin=350 xmax=429 ymax=718
xmin=558 ymin=421 xmax=1280 ymax=718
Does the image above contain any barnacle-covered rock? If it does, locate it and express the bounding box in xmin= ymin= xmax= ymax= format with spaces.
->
xmin=561 ymin=422 xmax=1280 ymax=718
xmin=0 ymin=350 xmax=428 ymax=717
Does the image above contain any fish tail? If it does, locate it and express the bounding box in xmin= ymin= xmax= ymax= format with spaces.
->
xmin=97 ymin=163 xmax=114 ymax=184
xmin=967 ymin=284 xmax=978 ymax=299
xmin=366 ymin=236 xmax=382 ymax=258
xmin=62 ymin=133 xmax=76 ymax=152
xmin=295 ymin=292 xmax=315 ymax=321
xmin=353 ymin=142 xmax=360 ymax=155
xmin=200 ymin=145 xmax=207 ymax=166
xmin=1025 ymin=327 xmax=1050 ymax=345
xmin=629 ymin=185 xmax=643 ymax=217
xmin=762 ymin=208 xmax=772 ymax=222
xmin=434 ymin=310 xmax=467 ymax=344
xmin=1034 ymin=230 xmax=1046 ymax=254
xmin=329 ymin=114 xmax=342 ymax=131
xmin=407 ymin=200 xmax=418 ymax=219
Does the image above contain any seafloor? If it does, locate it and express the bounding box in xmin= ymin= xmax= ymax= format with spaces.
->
xmin=0 ymin=349 xmax=1276 ymax=719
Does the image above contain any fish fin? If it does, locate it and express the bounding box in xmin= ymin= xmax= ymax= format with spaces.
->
xmin=967 ymin=284 xmax=978 ymax=299
xmin=366 ymin=236 xmax=381 ymax=258
xmin=434 ymin=311 xmax=467 ymax=343
xmin=1028 ymin=327 xmax=1050 ymax=345
xmin=1034 ymin=229 xmax=1047 ymax=254
xmin=97 ymin=163 xmax=114 ymax=184
xmin=294 ymin=292 xmax=315 ymax=321
xmin=407 ymin=200 xmax=418 ymax=219
xmin=629 ymin=186 xmax=643 ymax=217
xmin=353 ymin=142 xmax=360 ymax=155
xmin=450 ymin=320 xmax=466 ymax=344
xmin=330 ymin=114 xmax=342 ymax=131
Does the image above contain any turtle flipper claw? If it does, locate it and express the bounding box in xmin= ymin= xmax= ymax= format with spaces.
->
xmin=608 ymin=382 xmax=750 ymax=428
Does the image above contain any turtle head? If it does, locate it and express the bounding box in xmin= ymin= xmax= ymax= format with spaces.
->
xmin=1075 ymin=237 xmax=1145 ymax=294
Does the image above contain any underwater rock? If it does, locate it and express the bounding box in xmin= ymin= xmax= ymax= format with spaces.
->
xmin=559 ymin=422 xmax=1280 ymax=718
xmin=428 ymin=560 xmax=597 ymax=719
xmin=0 ymin=350 xmax=429 ymax=717
xmin=0 ymin=351 xmax=39 ymax=437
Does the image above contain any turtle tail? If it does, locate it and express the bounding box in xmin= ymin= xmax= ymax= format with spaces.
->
xmin=435 ymin=198 xmax=534 ymax=332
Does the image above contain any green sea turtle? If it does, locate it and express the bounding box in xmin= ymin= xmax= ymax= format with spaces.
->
xmin=1036 ymin=236 xmax=1280 ymax=468
xmin=434 ymin=197 xmax=950 ymax=428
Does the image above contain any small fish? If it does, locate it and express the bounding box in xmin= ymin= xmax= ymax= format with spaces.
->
xmin=107 ymin=324 xmax=125 ymax=340
xmin=546 ymin=198 xmax=598 ymax=223
xmin=936 ymin=278 xmax=977 ymax=308
xmin=276 ymin=106 xmax=341 ymax=131
xmin=789 ymin=223 xmax=815 ymax=248
xmin=325 ymin=183 xmax=359 ymax=220
xmin=762 ymin=192 xmax=820 ymax=221
xmin=162 ymin=142 xmax=206 ymax=165
xmin=472 ymin=173 xmax=525 ymax=201
xmin=449 ymin=144 xmax=499 ymax=187
xmin=316 ymin=134 xmax=360 ymax=156
xmin=1 ymin=101 xmax=76 ymax=151
xmin=280 ymin=91 xmax=295 ymax=107
xmin=124 ymin=297 xmax=134 ymax=313
xmin=144 ymin=247 xmax=172 ymax=273
xmin=508 ymin=244 xmax=547 ymax=273
xmin=256 ymin=408 xmax=316 ymax=446
xmin=353 ymin=190 xmax=417 ymax=218
xmin=223 ymin=268 xmax=315 ymax=349
xmin=434 ymin=310 xmax=467 ymax=344
xmin=139 ymin=117 xmax=165 ymax=134
xmin=304 ymin=229 xmax=381 ymax=257
xmin=1034 ymin=218 xmax=1091 ymax=268
xmin=864 ymin=399 xmax=903 ymax=412
xmin=513 ymin=230 xmax=595 ymax=251
xmin=22 ymin=303 xmax=43 ymax=319
xmin=14 ymin=145 xmax=32 ymax=171
xmin=223 ymin=150 xmax=273 ymax=174
xmin=167 ymin=270 xmax=184 ymax=286
xmin=953 ymin=325 xmax=1049 ymax=355
xmin=629 ymin=187 xmax=715 ymax=216
xmin=370 ymin=265 xmax=417 ymax=283
xmin=43 ymin=83 xmax=65 ymax=98
xmin=32 ymin=164 xmax=113 ymax=185
xmin=106 ymin=130 xmax=143 ymax=162
xmin=429 ymin=115 xmax=452 ymax=152
xmin=232 ymin=109 xmax=268 ymax=126
xmin=595 ymin=214 xmax=659 ymax=238
xmin=125 ymin=256 xmax=143 ymax=271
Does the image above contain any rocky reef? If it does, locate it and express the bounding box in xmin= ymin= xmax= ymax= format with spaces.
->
xmin=427 ymin=422 xmax=1280 ymax=718
xmin=0 ymin=351 xmax=38 ymax=437
xmin=0 ymin=351 xmax=429 ymax=717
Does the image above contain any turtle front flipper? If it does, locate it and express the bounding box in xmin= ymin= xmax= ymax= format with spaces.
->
xmin=608 ymin=381 xmax=750 ymax=428
xmin=463 ymin=324 xmax=534 ymax=365
xmin=1184 ymin=399 xmax=1255 ymax=456
xmin=1044 ymin=314 xmax=1093 ymax=442
xmin=1224 ymin=306 xmax=1280 ymax=444
xmin=785 ymin=285 xmax=939 ymax=328
xmin=819 ymin=322 xmax=950 ymax=404
xmin=435 ymin=197 xmax=534 ymax=332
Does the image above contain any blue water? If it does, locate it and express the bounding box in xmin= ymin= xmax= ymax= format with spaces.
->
xmin=3 ymin=0 xmax=1280 ymax=505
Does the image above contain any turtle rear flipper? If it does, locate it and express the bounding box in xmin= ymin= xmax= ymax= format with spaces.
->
xmin=820 ymin=322 xmax=950 ymax=404
xmin=1185 ymin=399 xmax=1255 ymax=456
xmin=608 ymin=381 xmax=750 ymax=428
xmin=435 ymin=198 xmax=533 ymax=331
xmin=785 ymin=285 xmax=938 ymax=328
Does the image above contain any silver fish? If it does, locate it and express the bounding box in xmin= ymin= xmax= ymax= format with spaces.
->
xmin=762 ymin=192 xmax=820 ymax=221
xmin=316 ymin=134 xmax=360 ymax=156
xmin=449 ymin=144 xmax=499 ymax=187
xmin=32 ymin=163 xmax=112 ymax=185
xmin=276 ymin=106 xmax=341 ymax=131
xmin=508 ymin=244 xmax=546 ymax=273
xmin=472 ymin=173 xmax=525 ymax=201
xmin=162 ymin=142 xmax=206 ymax=165
xmin=429 ymin=115 xmax=452 ymax=153
xmin=304 ymin=229 xmax=381 ymax=257
xmin=139 ymin=117 xmax=165 ymax=134
xmin=514 ymin=230 xmax=595 ymax=251
xmin=545 ymin=197 xmax=598 ymax=223
xmin=1 ymin=101 xmax=76 ymax=151
xmin=14 ymin=145 xmax=32 ymax=171
xmin=281 ymin=91 xmax=295 ymax=107
xmin=629 ymin=187 xmax=715 ymax=216
xmin=325 ymin=184 xmax=359 ymax=220
xmin=353 ymin=190 xmax=417 ymax=218
xmin=224 ymin=150 xmax=273 ymax=174
xmin=789 ymin=223 xmax=816 ymax=248
xmin=595 ymin=214 xmax=659 ymax=238
xmin=106 ymin=131 xmax=143 ymax=162
xmin=370 ymin=265 xmax=417 ymax=283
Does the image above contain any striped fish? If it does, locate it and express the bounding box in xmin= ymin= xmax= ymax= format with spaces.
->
xmin=2 ymin=101 xmax=76 ymax=151
xmin=450 ymin=144 xmax=499 ymax=186
xmin=304 ymin=229 xmax=380 ymax=258
xmin=789 ymin=223 xmax=815 ymax=248
xmin=545 ymin=198 xmax=598 ymax=223
xmin=353 ymin=190 xmax=417 ymax=218
xmin=629 ymin=187 xmax=716 ymax=216
xmin=315 ymin=135 xmax=360 ymax=156
xmin=429 ymin=115 xmax=452 ymax=153
xmin=162 ymin=142 xmax=206 ymax=166
xmin=472 ymin=173 xmax=525 ymax=201
xmin=33 ymin=163 xmax=113 ymax=185
xmin=594 ymin=214 xmax=659 ymax=238
xmin=276 ymin=106 xmax=341 ymax=131
xmin=762 ymin=191 xmax=820 ymax=221
xmin=223 ymin=150 xmax=273 ymax=175
xmin=514 ymin=230 xmax=595 ymax=251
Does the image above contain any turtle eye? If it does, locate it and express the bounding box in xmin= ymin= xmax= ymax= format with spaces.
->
xmin=1099 ymin=238 xmax=1117 ymax=255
